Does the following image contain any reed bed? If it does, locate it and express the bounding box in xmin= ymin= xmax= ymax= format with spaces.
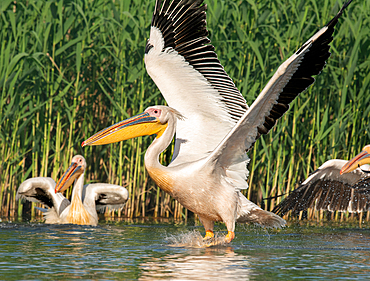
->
xmin=0 ymin=0 xmax=369 ymax=222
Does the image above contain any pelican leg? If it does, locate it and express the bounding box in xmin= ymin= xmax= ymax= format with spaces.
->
xmin=224 ymin=231 xmax=235 ymax=243
xmin=199 ymin=215 xmax=215 ymax=240
xmin=204 ymin=230 xmax=214 ymax=240
xmin=224 ymin=220 xmax=236 ymax=243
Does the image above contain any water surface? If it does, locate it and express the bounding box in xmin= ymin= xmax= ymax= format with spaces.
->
xmin=1 ymin=218 xmax=369 ymax=280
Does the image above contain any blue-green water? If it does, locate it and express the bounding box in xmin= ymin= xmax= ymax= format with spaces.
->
xmin=1 ymin=218 xmax=369 ymax=280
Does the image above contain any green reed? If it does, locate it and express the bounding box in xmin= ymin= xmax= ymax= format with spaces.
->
xmin=0 ymin=0 xmax=369 ymax=221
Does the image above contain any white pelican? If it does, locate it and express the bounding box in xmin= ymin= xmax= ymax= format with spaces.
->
xmin=16 ymin=155 xmax=129 ymax=225
xmin=82 ymin=0 xmax=352 ymax=242
xmin=273 ymin=145 xmax=370 ymax=216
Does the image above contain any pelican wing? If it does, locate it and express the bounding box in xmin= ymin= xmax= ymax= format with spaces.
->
xmin=208 ymin=1 xmax=352 ymax=169
xmin=145 ymin=0 xmax=248 ymax=163
xmin=272 ymin=160 xmax=370 ymax=215
xmin=16 ymin=177 xmax=70 ymax=215
xmin=83 ymin=183 xmax=129 ymax=211
xmin=352 ymin=172 xmax=370 ymax=197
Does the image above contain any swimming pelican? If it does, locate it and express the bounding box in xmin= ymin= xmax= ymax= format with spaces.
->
xmin=82 ymin=0 xmax=352 ymax=242
xmin=16 ymin=155 xmax=129 ymax=225
xmin=273 ymin=145 xmax=370 ymax=216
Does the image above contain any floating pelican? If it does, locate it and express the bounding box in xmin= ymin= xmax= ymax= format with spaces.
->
xmin=17 ymin=155 xmax=129 ymax=225
xmin=273 ymin=145 xmax=370 ymax=216
xmin=82 ymin=0 xmax=352 ymax=242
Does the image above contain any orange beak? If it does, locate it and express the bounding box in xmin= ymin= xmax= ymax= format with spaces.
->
xmin=81 ymin=112 xmax=167 ymax=147
xmin=55 ymin=162 xmax=83 ymax=193
xmin=340 ymin=148 xmax=370 ymax=175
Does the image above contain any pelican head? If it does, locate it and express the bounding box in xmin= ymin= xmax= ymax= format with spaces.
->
xmin=82 ymin=106 xmax=182 ymax=147
xmin=55 ymin=155 xmax=87 ymax=193
xmin=340 ymin=145 xmax=370 ymax=175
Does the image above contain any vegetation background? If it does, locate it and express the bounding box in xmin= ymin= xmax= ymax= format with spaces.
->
xmin=1 ymin=0 xmax=369 ymax=221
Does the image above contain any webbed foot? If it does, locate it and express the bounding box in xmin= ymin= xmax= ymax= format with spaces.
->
xmin=203 ymin=230 xmax=214 ymax=240
xmin=224 ymin=231 xmax=235 ymax=243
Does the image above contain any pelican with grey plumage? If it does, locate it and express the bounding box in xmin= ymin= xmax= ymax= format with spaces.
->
xmin=273 ymin=145 xmax=370 ymax=216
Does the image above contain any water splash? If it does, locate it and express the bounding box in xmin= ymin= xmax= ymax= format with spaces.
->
xmin=165 ymin=230 xmax=229 ymax=248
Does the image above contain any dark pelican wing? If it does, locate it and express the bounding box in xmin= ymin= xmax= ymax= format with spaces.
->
xmin=145 ymin=0 xmax=248 ymax=163
xmin=16 ymin=177 xmax=70 ymax=215
xmin=272 ymin=160 xmax=370 ymax=215
xmin=208 ymin=0 xmax=352 ymax=169
xmin=352 ymin=176 xmax=370 ymax=197
xmin=82 ymin=183 xmax=129 ymax=211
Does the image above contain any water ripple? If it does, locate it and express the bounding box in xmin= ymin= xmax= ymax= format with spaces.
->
xmin=0 ymin=220 xmax=369 ymax=280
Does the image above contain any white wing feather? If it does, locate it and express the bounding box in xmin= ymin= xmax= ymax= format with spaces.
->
xmin=82 ymin=183 xmax=129 ymax=211
xmin=16 ymin=177 xmax=69 ymax=216
xmin=208 ymin=28 xmax=327 ymax=169
xmin=146 ymin=27 xmax=235 ymax=164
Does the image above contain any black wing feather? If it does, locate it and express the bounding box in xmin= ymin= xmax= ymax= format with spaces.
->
xmin=149 ymin=0 xmax=248 ymax=122
xmin=273 ymin=178 xmax=370 ymax=216
xmin=254 ymin=0 xmax=352 ymax=144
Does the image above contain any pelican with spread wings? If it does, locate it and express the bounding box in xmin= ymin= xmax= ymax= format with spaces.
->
xmin=17 ymin=155 xmax=129 ymax=225
xmin=83 ymin=0 xmax=352 ymax=242
xmin=273 ymin=145 xmax=370 ymax=216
